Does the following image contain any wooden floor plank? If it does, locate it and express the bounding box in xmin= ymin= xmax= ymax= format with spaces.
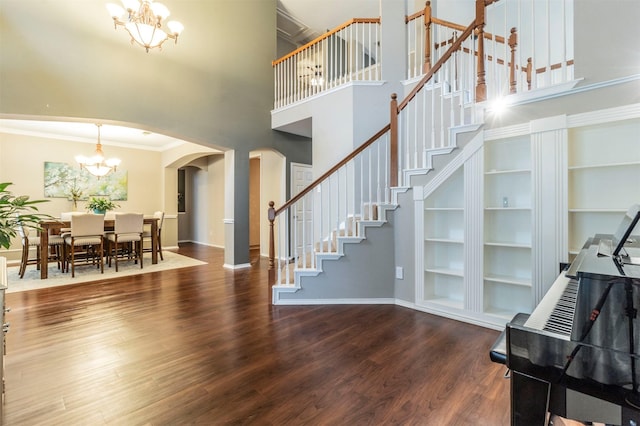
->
xmin=3 ymin=243 xmax=510 ymax=425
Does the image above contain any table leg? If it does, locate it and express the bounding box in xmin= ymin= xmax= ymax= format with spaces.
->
xmin=151 ymin=220 xmax=158 ymax=264
xmin=40 ymin=228 xmax=49 ymax=279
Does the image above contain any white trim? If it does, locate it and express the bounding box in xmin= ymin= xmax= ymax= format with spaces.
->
xmin=509 ymin=74 xmax=640 ymax=107
xmin=178 ymin=240 xmax=224 ymax=249
xmin=272 ymin=295 xmax=509 ymax=330
xmin=414 ymin=190 xmax=424 ymax=305
xmin=223 ymin=263 xmax=251 ymax=270
xmin=530 ymin=114 xmax=568 ymax=133
xmin=223 ymin=218 xmax=234 ymax=224
xmin=395 ymin=299 xmax=504 ymax=331
xmin=273 ymin=297 xmax=396 ymax=305
xmin=422 ymin=132 xmax=483 ymax=199
xmin=271 ymin=80 xmax=387 ymax=113
xmin=503 ymin=78 xmax=582 ymax=106
xmin=0 ymin=257 xmax=6 ymax=289
xmin=485 ymin=102 xmax=640 ymax=141
xmin=484 ymin=123 xmax=531 ymax=140
xmin=568 ymin=102 xmax=640 ymax=128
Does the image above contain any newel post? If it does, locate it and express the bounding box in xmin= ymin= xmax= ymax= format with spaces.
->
xmin=390 ymin=93 xmax=398 ymax=188
xmin=508 ymin=27 xmax=518 ymax=94
xmin=268 ymin=201 xmax=275 ymax=285
xmin=475 ymin=0 xmax=487 ymax=102
xmin=423 ymin=1 xmax=432 ymax=74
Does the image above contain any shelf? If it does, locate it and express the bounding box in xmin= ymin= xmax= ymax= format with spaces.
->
xmin=484 ymin=169 xmax=531 ymax=209
xmin=485 ymin=207 xmax=531 ymax=211
xmin=484 ymin=242 xmax=531 ymax=249
xmin=425 ymin=238 xmax=463 ymax=244
xmin=483 ymin=279 xmax=533 ymax=316
xmin=422 ymin=297 xmax=464 ymax=310
xmin=425 ymin=267 xmax=464 ymax=277
xmin=484 ymin=209 xmax=531 ymax=246
xmin=568 ymin=119 xmax=640 ymax=259
xmin=568 ymin=160 xmax=640 ymax=209
xmin=483 ymin=135 xmax=533 ymax=320
xmin=484 ymin=274 xmax=531 ymax=287
xmin=485 ymin=168 xmax=531 ymax=175
xmin=568 ymin=209 xmax=627 ymax=213
xmin=568 ymin=161 xmax=640 ymax=170
xmin=423 ymin=271 xmax=463 ymax=307
xmin=424 ymin=196 xmax=464 ymax=241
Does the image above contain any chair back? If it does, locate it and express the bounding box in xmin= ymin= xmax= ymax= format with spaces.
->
xmin=60 ymin=211 xmax=84 ymax=221
xmin=114 ymin=213 xmax=144 ymax=234
xmin=70 ymin=213 xmax=104 ymax=237
xmin=15 ymin=215 xmax=28 ymax=239
xmin=153 ymin=211 xmax=165 ymax=231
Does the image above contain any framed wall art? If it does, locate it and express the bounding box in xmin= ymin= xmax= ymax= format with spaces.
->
xmin=43 ymin=162 xmax=128 ymax=201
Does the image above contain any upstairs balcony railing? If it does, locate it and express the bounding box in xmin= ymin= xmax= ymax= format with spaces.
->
xmin=272 ymin=18 xmax=381 ymax=109
xmin=407 ymin=0 xmax=574 ymax=98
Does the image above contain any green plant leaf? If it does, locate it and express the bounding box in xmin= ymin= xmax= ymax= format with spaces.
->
xmin=0 ymin=182 xmax=53 ymax=250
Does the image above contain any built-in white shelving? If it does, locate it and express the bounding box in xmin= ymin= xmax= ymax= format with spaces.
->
xmin=483 ymin=136 xmax=533 ymax=320
xmin=416 ymin=111 xmax=639 ymax=330
xmin=568 ymin=118 xmax=640 ymax=259
xmin=423 ymin=168 xmax=464 ymax=309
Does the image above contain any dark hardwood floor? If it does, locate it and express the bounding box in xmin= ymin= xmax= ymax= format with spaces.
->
xmin=3 ymin=243 xmax=510 ymax=425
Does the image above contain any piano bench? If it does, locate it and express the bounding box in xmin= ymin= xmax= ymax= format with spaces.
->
xmin=489 ymin=313 xmax=530 ymax=365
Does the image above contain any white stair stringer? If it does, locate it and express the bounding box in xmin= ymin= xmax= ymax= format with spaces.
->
xmin=403 ymin=146 xmax=456 ymax=184
xmin=403 ymin=123 xmax=482 ymax=186
xmin=272 ymin=203 xmax=397 ymax=301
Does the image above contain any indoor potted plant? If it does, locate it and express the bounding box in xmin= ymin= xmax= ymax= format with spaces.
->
xmin=0 ymin=182 xmax=51 ymax=249
xmin=67 ymin=180 xmax=84 ymax=211
xmin=86 ymin=197 xmax=119 ymax=215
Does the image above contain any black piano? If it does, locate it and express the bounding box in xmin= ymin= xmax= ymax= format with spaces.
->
xmin=492 ymin=205 xmax=640 ymax=425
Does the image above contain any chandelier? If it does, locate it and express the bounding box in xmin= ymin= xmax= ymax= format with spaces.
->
xmin=75 ymin=124 xmax=121 ymax=178
xmin=106 ymin=0 xmax=184 ymax=52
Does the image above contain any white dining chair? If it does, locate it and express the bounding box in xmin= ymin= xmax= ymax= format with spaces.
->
xmin=143 ymin=211 xmax=164 ymax=261
xmin=16 ymin=216 xmax=64 ymax=278
xmin=106 ymin=213 xmax=144 ymax=272
xmin=63 ymin=213 xmax=105 ymax=278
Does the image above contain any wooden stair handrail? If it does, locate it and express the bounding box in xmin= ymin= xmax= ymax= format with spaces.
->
xmin=272 ymin=124 xmax=391 ymax=217
xmin=399 ymin=21 xmax=477 ymax=111
xmin=272 ymin=18 xmax=381 ymax=67
xmin=407 ymin=10 xmax=467 ymax=34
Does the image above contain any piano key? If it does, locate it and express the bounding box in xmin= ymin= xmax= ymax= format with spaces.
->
xmin=524 ymin=272 xmax=579 ymax=340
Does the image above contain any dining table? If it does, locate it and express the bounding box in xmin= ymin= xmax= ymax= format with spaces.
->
xmin=38 ymin=216 xmax=159 ymax=279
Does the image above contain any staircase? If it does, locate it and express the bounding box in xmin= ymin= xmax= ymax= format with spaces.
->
xmin=270 ymin=131 xmax=479 ymax=304
xmin=269 ymin=0 xmax=575 ymax=305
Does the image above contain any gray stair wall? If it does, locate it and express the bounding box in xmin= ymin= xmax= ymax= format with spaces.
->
xmin=275 ymin=214 xmax=396 ymax=303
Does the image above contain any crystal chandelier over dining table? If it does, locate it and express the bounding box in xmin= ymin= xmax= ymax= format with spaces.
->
xmin=106 ymin=0 xmax=184 ymax=53
xmin=75 ymin=124 xmax=121 ymax=178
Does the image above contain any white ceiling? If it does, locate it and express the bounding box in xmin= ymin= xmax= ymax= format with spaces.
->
xmin=0 ymin=1 xmax=380 ymax=149
xmin=277 ymin=0 xmax=380 ymax=45
xmin=0 ymin=119 xmax=187 ymax=151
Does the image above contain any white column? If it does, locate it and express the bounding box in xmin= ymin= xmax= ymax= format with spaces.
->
xmin=530 ymin=115 xmax=568 ymax=304
xmin=464 ymin=146 xmax=484 ymax=313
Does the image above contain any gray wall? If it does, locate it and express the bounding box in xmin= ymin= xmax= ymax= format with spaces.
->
xmin=0 ymin=0 xmax=312 ymax=264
